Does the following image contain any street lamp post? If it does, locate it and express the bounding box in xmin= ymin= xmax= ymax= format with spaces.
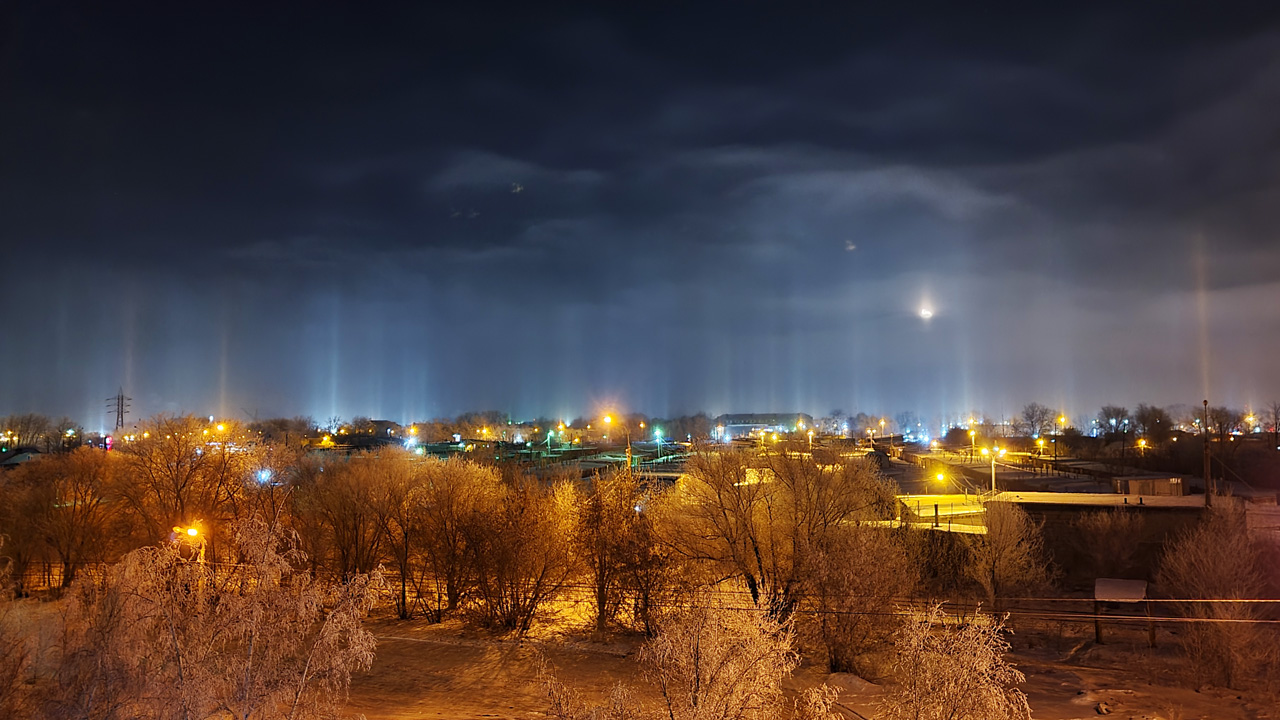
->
xmin=980 ymin=446 xmax=1006 ymax=493
xmin=1203 ymin=399 xmax=1212 ymax=507
xmin=173 ymin=525 xmax=205 ymax=563
xmin=1054 ymin=415 xmax=1065 ymax=467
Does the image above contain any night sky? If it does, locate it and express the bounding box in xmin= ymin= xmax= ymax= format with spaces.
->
xmin=4 ymin=3 xmax=1280 ymax=430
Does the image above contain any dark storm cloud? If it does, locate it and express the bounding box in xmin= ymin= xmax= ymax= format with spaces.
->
xmin=3 ymin=2 xmax=1280 ymax=425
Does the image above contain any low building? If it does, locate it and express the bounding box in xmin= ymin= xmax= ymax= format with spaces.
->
xmin=0 ymin=448 xmax=39 ymax=468
xmin=713 ymin=413 xmax=815 ymax=439
xmin=1112 ymin=475 xmax=1188 ymax=496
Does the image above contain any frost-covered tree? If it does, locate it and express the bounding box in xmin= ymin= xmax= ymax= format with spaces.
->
xmin=411 ymin=457 xmax=497 ymax=616
xmin=565 ymin=468 xmax=667 ymax=633
xmin=114 ymin=415 xmax=262 ymax=558
xmin=361 ymin=450 xmax=421 ymax=619
xmin=0 ymin=540 xmax=33 ymax=717
xmin=879 ymin=607 xmax=1031 ymax=720
xmin=46 ymin=515 xmax=379 ymax=720
xmin=463 ymin=477 xmax=574 ymax=633
xmin=1158 ymin=507 xmax=1277 ymax=688
xmin=804 ymin=525 xmax=917 ymax=675
xmin=665 ymin=449 xmax=895 ymax=617
xmin=644 ymin=599 xmax=798 ymax=720
xmin=543 ymin=596 xmax=838 ymax=720
xmin=967 ymin=502 xmax=1049 ymax=609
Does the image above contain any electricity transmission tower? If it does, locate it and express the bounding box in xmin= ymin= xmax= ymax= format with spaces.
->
xmin=107 ymin=387 xmax=132 ymax=431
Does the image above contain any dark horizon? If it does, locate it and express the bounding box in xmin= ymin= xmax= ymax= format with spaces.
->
xmin=4 ymin=3 xmax=1280 ymax=429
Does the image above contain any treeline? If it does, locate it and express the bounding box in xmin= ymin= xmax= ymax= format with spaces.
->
xmin=0 ymin=413 xmax=88 ymax=452
xmin=2 ymin=413 xmax=1279 ymax=696
xmin=1 ymin=416 xmax=906 ymax=648
xmin=1 ymin=410 xmax=719 ymax=451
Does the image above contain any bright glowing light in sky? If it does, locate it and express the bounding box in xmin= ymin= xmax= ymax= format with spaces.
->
xmin=919 ymin=308 xmax=934 ymax=319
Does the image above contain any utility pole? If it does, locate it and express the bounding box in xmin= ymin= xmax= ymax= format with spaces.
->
xmin=1203 ymin=399 xmax=1212 ymax=507
xmin=106 ymin=387 xmax=131 ymax=431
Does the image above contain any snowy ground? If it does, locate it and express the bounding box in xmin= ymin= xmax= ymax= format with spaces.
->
xmin=346 ymin=617 xmax=1277 ymax=720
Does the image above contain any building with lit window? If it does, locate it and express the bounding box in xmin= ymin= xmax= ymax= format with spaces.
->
xmin=713 ymin=413 xmax=815 ymax=440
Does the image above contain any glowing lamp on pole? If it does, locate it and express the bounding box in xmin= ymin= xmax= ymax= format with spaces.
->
xmin=980 ymin=446 xmax=1006 ymax=493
